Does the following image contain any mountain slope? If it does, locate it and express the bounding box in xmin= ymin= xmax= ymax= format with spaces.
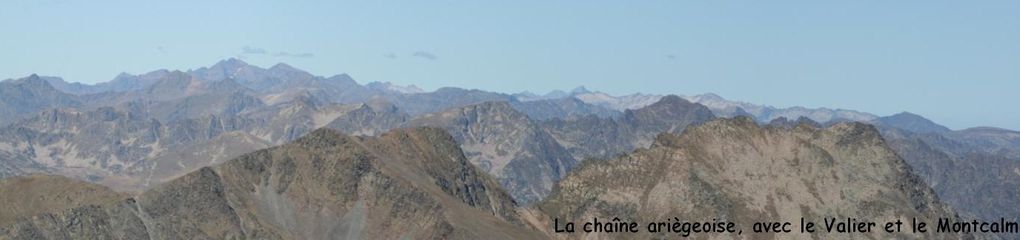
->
xmin=873 ymin=114 xmax=1020 ymax=230
xmin=0 ymin=176 xmax=147 ymax=239
xmin=0 ymin=175 xmax=128 ymax=226
xmin=538 ymin=117 xmax=971 ymax=239
xmin=42 ymin=70 xmax=173 ymax=95
xmin=405 ymin=101 xmax=577 ymax=204
xmin=541 ymin=95 xmax=715 ymax=161
xmin=0 ymin=75 xmax=83 ymax=126
xmin=948 ymin=127 xmax=1020 ymax=158
xmin=0 ymin=107 xmax=263 ymax=189
xmin=509 ymin=97 xmax=620 ymax=121
xmin=0 ymin=96 xmax=407 ymax=190
xmin=881 ymin=129 xmax=1020 ymax=224
xmin=874 ymin=112 xmax=952 ymax=134
xmin=324 ymin=100 xmax=409 ymax=136
xmin=386 ymin=87 xmax=512 ymax=116
xmin=0 ymin=128 xmax=545 ymax=239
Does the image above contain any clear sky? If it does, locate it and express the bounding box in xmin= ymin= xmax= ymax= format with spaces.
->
xmin=1 ymin=1 xmax=1018 ymax=130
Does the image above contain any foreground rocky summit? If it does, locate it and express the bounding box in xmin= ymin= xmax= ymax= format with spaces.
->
xmin=537 ymin=117 xmax=979 ymax=239
xmin=0 ymin=128 xmax=543 ymax=239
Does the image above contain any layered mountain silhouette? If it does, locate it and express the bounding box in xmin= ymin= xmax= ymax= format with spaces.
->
xmin=540 ymin=95 xmax=716 ymax=161
xmin=0 ymin=120 xmax=999 ymax=239
xmin=1 ymin=59 xmax=1017 ymax=239
xmin=514 ymin=86 xmax=877 ymax=123
xmin=0 ymin=75 xmax=83 ymax=126
xmin=1 ymin=69 xmax=724 ymax=205
xmin=869 ymin=113 xmax=1020 ymax=228
xmin=875 ymin=112 xmax=953 ymax=134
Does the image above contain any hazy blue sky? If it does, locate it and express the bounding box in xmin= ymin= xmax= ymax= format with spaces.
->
xmin=1 ymin=1 xmax=1018 ymax=130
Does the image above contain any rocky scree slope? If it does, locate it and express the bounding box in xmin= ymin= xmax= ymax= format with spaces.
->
xmin=0 ymin=127 xmax=544 ymax=239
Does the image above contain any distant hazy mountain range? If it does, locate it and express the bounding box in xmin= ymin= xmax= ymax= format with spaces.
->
xmin=0 ymin=59 xmax=1016 ymax=239
xmin=514 ymin=86 xmax=877 ymax=123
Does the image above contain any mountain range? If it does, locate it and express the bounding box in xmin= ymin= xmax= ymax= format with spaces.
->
xmin=0 ymin=59 xmax=1016 ymax=238
xmin=0 ymin=120 xmax=999 ymax=239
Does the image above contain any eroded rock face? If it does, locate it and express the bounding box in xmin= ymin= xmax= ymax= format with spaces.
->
xmin=509 ymin=97 xmax=620 ymax=121
xmin=406 ymin=101 xmax=577 ymax=204
xmin=0 ymin=128 xmax=544 ymax=240
xmin=540 ymin=95 xmax=716 ymax=162
xmin=538 ymin=117 xmax=974 ymax=239
xmin=325 ymin=101 xmax=409 ymax=136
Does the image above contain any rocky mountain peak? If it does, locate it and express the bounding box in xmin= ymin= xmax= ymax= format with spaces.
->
xmin=875 ymin=111 xmax=951 ymax=134
xmin=10 ymin=74 xmax=55 ymax=90
xmin=326 ymin=73 xmax=356 ymax=83
xmin=291 ymin=127 xmax=349 ymax=147
xmin=623 ymin=94 xmax=715 ymax=130
xmin=648 ymin=94 xmax=687 ymax=105
xmin=211 ymin=57 xmax=250 ymax=71
xmin=145 ymin=71 xmax=195 ymax=94
xmin=539 ymin=116 xmax=962 ymax=239
xmin=627 ymin=94 xmax=705 ymax=116
xmin=190 ymin=58 xmax=269 ymax=87
xmin=569 ymin=86 xmax=591 ymax=94
xmin=543 ymin=90 xmax=570 ymax=99
xmin=2 ymin=74 xmax=83 ymax=119
xmin=266 ymin=62 xmax=313 ymax=80
xmin=696 ymin=92 xmax=725 ymax=101
xmin=676 ymin=115 xmax=756 ymax=135
xmin=113 ymin=72 xmax=134 ymax=80
xmin=828 ymin=121 xmax=886 ymax=142
xmin=766 ymin=116 xmax=822 ymax=129
xmin=268 ymin=62 xmax=296 ymax=71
